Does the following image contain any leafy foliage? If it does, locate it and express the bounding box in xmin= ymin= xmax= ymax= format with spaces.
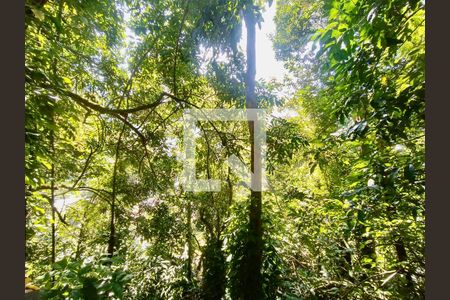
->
xmin=25 ymin=0 xmax=424 ymax=299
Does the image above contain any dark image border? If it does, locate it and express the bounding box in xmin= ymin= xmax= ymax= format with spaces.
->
xmin=0 ymin=0 xmax=448 ymax=298
xmin=425 ymin=0 xmax=450 ymax=299
xmin=1 ymin=0 xmax=25 ymax=299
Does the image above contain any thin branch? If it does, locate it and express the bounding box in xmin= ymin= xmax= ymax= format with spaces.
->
xmin=25 ymin=68 xmax=199 ymax=114
xmin=41 ymin=194 xmax=69 ymax=226
xmin=70 ymin=144 xmax=100 ymax=190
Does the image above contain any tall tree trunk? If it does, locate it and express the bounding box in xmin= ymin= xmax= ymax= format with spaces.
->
xmin=243 ymin=4 xmax=263 ymax=299
xmin=186 ymin=198 xmax=193 ymax=283
xmin=49 ymin=0 xmax=64 ymax=268
xmin=107 ymin=124 xmax=126 ymax=257
xmin=49 ymin=95 xmax=56 ymax=282
xmin=50 ymin=135 xmax=56 ymax=266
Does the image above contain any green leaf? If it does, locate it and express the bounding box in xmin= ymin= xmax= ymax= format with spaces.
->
xmin=31 ymin=8 xmax=45 ymax=21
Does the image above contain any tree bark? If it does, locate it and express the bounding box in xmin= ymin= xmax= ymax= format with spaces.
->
xmin=186 ymin=198 xmax=193 ymax=282
xmin=243 ymin=4 xmax=263 ymax=299
xmin=394 ymin=237 xmax=414 ymax=290
xmin=50 ymin=135 xmax=56 ymax=266
xmin=49 ymin=0 xmax=64 ymax=269
xmin=107 ymin=123 xmax=126 ymax=257
xmin=75 ymin=209 xmax=88 ymax=260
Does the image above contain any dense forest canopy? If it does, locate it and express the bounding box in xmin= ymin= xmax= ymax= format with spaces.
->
xmin=25 ymin=0 xmax=425 ymax=299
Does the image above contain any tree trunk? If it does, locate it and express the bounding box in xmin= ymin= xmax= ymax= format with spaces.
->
xmin=75 ymin=210 xmax=88 ymax=260
xmin=186 ymin=198 xmax=193 ymax=282
xmin=49 ymin=0 xmax=64 ymax=268
xmin=394 ymin=237 xmax=414 ymax=290
xmin=107 ymin=124 xmax=126 ymax=257
xmin=388 ymin=203 xmax=414 ymax=291
xmin=50 ymin=135 xmax=56 ymax=266
xmin=243 ymin=5 xmax=263 ymax=299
